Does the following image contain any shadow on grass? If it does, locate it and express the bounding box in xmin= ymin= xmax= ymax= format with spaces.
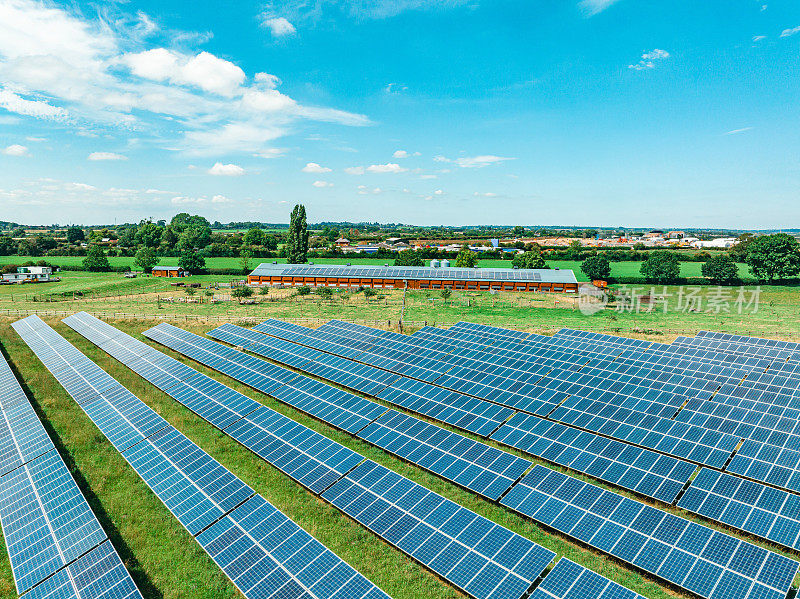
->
xmin=0 ymin=342 xmax=164 ymax=599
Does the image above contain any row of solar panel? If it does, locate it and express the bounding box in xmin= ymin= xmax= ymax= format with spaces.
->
xmin=204 ymin=322 xmax=701 ymax=504
xmin=241 ymin=318 xmax=800 ymax=554
xmin=13 ymin=315 xmax=389 ymax=599
xmin=0 ymin=334 xmax=142 ymax=599
xmin=64 ymin=312 xmax=560 ymax=599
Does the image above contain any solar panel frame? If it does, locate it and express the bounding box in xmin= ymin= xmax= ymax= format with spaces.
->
xmin=529 ymin=558 xmax=645 ymax=599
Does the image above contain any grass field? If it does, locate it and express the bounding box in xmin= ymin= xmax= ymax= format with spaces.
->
xmin=0 ymin=255 xmax=755 ymax=283
xmin=4 ymin=318 xmax=800 ymax=599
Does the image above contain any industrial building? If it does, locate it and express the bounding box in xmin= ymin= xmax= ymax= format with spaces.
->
xmin=152 ymin=266 xmax=187 ymax=277
xmin=1 ymin=266 xmax=53 ymax=283
xmin=247 ymin=262 xmax=579 ymax=292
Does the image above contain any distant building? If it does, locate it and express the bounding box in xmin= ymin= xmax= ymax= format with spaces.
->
xmin=2 ymin=266 xmax=52 ymax=283
xmin=692 ymin=238 xmax=738 ymax=249
xmin=152 ymin=266 xmax=186 ymax=277
xmin=335 ymin=238 xmax=350 ymax=247
xmin=248 ymin=262 xmax=579 ymax=293
xmin=666 ymin=231 xmax=686 ymax=239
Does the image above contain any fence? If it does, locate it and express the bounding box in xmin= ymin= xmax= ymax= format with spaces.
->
xmin=3 ymin=307 xmax=800 ymax=340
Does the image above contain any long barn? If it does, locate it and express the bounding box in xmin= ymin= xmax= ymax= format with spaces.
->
xmin=247 ymin=262 xmax=579 ymax=292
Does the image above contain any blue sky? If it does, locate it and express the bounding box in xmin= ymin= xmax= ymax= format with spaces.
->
xmin=0 ymin=0 xmax=798 ymax=228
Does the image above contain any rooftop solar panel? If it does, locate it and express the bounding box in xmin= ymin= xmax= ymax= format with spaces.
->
xmin=502 ymin=465 xmax=799 ymax=599
xmin=323 ymin=460 xmax=555 ymax=599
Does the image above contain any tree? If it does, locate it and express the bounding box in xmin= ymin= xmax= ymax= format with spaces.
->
xmin=566 ymin=239 xmax=583 ymax=261
xmin=117 ymin=227 xmax=137 ymax=248
xmin=512 ymin=225 xmax=525 ymax=237
xmin=640 ymin=250 xmax=680 ymax=284
xmin=160 ymin=226 xmax=178 ymax=249
xmin=581 ymin=255 xmax=611 ymax=281
xmin=66 ymin=226 xmax=85 ymax=243
xmin=296 ymin=285 xmax=311 ymax=296
xmin=745 ymin=233 xmax=800 ymax=283
xmin=135 ymin=221 xmax=164 ymax=248
xmin=512 ymin=250 xmax=548 ymax=270
xmin=701 ymin=254 xmax=739 ymax=285
xmin=177 ymin=224 xmax=212 ymax=251
xmin=394 ymin=249 xmax=423 ymax=266
xmin=285 ymin=204 xmax=309 ymax=263
xmin=83 ymin=245 xmax=111 ymax=272
xmin=178 ymin=249 xmax=205 ymax=274
xmin=316 ymin=286 xmax=333 ymax=300
xmin=243 ymin=228 xmax=265 ymax=246
xmin=239 ymin=247 xmax=253 ymax=275
xmin=171 ymin=213 xmax=210 ymax=234
xmin=440 ymin=288 xmax=452 ymax=301
xmin=729 ymin=233 xmax=755 ymax=262
xmin=184 ymin=286 xmax=196 ymax=297
xmin=455 ymin=247 xmax=478 ymax=268
xmin=134 ymin=247 xmax=158 ymax=273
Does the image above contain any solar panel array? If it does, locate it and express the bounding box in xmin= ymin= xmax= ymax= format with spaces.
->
xmin=0 ymin=325 xmax=142 ymax=599
xmin=13 ymin=315 xmax=390 ymax=599
xmin=322 ymin=460 xmax=556 ymax=599
xmin=502 ymin=465 xmax=799 ymax=599
xmin=66 ymin=313 xmax=559 ymax=599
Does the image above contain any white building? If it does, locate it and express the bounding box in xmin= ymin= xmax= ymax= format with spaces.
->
xmin=2 ymin=266 xmax=53 ymax=283
xmin=691 ymin=238 xmax=738 ymax=249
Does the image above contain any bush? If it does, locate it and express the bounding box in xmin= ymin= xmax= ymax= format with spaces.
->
xmin=512 ymin=251 xmax=548 ymax=270
xmin=363 ymin=287 xmax=377 ymax=298
xmin=82 ymin=245 xmax=111 ymax=272
xmin=394 ymin=249 xmax=423 ymax=267
xmin=440 ymin=288 xmax=452 ymax=300
xmin=581 ymin=254 xmax=611 ymax=281
xmin=297 ymin=285 xmax=311 ymax=296
xmin=232 ymin=286 xmax=253 ymax=299
xmin=316 ymin=286 xmax=333 ymax=299
xmin=259 ymin=286 xmax=270 ymax=295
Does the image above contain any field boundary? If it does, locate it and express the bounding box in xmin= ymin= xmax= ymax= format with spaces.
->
xmin=4 ymin=307 xmax=800 ymax=339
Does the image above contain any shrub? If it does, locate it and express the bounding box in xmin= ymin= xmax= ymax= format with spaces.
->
xmin=316 ymin=286 xmax=333 ymax=299
xmin=297 ymin=285 xmax=311 ymax=296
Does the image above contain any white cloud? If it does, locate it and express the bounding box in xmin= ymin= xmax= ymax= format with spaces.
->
xmin=434 ymin=189 xmax=443 ymax=195
xmin=344 ymin=166 xmax=365 ymax=175
xmin=451 ymin=155 xmax=515 ymax=168
xmin=366 ymin=162 xmax=407 ymax=173
xmin=265 ymin=0 xmax=474 ymax=22
xmin=0 ymin=0 xmax=370 ymax=156
xmin=725 ymin=127 xmax=753 ymax=135
xmin=208 ymin=162 xmax=245 ymax=176
xmin=302 ymin=162 xmax=331 ymax=173
xmin=312 ymin=180 xmax=333 ymax=187
xmin=70 ymin=182 xmax=96 ymax=190
xmin=88 ymin=151 xmax=127 ymax=161
xmin=262 ymin=16 xmax=296 ymax=37
xmin=2 ymin=144 xmax=28 ymax=156
xmin=393 ymin=150 xmax=408 ymax=158
xmin=780 ymin=26 xmax=800 ymax=37
xmin=579 ymin=0 xmax=621 ymax=16
xmin=357 ymin=185 xmax=382 ymax=195
xmin=628 ymin=49 xmax=670 ymax=70
xmin=211 ymin=194 xmax=231 ymax=203
xmin=473 ymin=191 xmax=497 ymax=197
xmin=419 ymin=174 xmax=437 ymax=179
xmin=254 ymin=148 xmax=287 ymax=158
xmin=753 ymin=35 xmax=766 ymax=42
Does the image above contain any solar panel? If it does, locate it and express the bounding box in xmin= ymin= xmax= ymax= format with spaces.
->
xmin=491 ymin=414 xmax=695 ymax=504
xmin=17 ymin=315 xmax=388 ymax=599
xmin=197 ymin=494 xmax=390 ymax=599
xmin=530 ymin=558 xmax=645 ymax=599
xmin=23 ymin=540 xmax=142 ymax=599
xmin=502 ymin=465 xmax=799 ymax=599
xmin=358 ymin=410 xmax=531 ymax=500
xmin=678 ymin=468 xmax=800 ymax=551
xmin=322 ymin=460 xmax=555 ymax=599
xmin=64 ymin=313 xmax=365 ymax=495
xmin=726 ymin=439 xmax=800 ymax=493
xmin=0 ymin=449 xmax=108 ymax=593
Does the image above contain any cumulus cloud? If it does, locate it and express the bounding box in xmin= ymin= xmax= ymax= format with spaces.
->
xmin=366 ymin=163 xmax=407 ymax=173
xmin=0 ymin=0 xmax=370 ymax=156
xmin=262 ymin=16 xmax=296 ymax=37
xmin=312 ymin=180 xmax=333 ymax=187
xmin=2 ymin=144 xmax=28 ymax=156
xmin=579 ymin=0 xmax=621 ymax=16
xmin=302 ymin=162 xmax=331 ymax=173
xmin=88 ymin=151 xmax=127 ymax=160
xmin=344 ymin=166 xmax=365 ymax=175
xmin=628 ymin=49 xmax=670 ymax=70
xmin=208 ymin=162 xmax=245 ymax=176
xmin=393 ymin=150 xmax=408 ymax=158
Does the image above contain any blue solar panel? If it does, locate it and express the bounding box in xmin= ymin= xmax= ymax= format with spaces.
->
xmin=323 ymin=460 xmax=555 ymax=599
xmin=23 ymin=540 xmax=143 ymax=599
xmin=678 ymin=468 xmax=800 ymax=551
xmin=358 ymin=410 xmax=531 ymax=500
xmin=530 ymin=558 xmax=645 ymax=599
xmin=491 ymin=414 xmax=695 ymax=504
xmin=20 ymin=314 xmax=387 ymax=599
xmin=198 ymin=494 xmax=390 ymax=599
xmin=502 ymin=466 xmax=799 ymax=599
xmin=726 ymin=439 xmax=800 ymax=493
